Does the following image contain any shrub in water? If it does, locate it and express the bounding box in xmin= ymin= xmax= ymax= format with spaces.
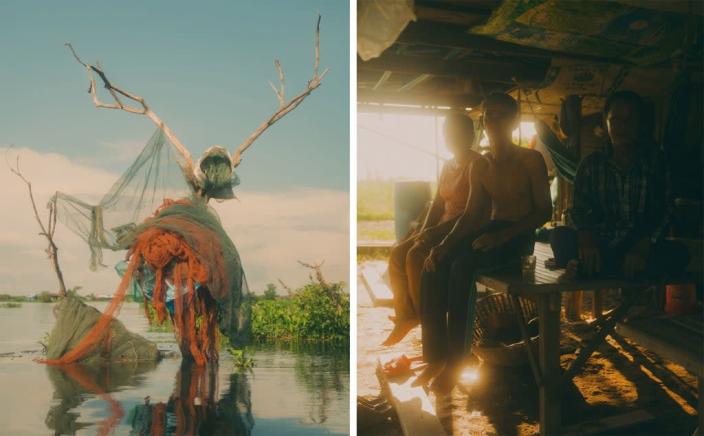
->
xmin=251 ymin=279 xmax=349 ymax=342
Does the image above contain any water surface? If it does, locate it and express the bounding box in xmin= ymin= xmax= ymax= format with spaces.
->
xmin=0 ymin=302 xmax=349 ymax=435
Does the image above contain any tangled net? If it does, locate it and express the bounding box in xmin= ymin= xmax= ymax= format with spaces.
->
xmin=42 ymin=197 xmax=248 ymax=366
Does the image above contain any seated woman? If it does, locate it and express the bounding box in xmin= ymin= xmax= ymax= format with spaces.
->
xmin=383 ymin=113 xmax=482 ymax=346
xmin=550 ymin=90 xmax=689 ymax=280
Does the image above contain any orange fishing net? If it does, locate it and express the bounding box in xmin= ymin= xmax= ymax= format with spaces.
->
xmin=42 ymin=198 xmax=232 ymax=367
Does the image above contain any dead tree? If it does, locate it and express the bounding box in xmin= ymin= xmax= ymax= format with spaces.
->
xmin=7 ymin=154 xmax=67 ymax=296
xmin=64 ymin=13 xmax=328 ymax=181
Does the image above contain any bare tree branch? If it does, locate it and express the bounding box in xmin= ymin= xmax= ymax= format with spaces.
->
xmin=277 ymin=278 xmax=293 ymax=296
xmin=231 ymin=13 xmax=329 ymax=168
xmin=64 ymin=42 xmax=194 ymax=175
xmin=298 ymin=259 xmax=329 ymax=289
xmin=6 ymin=150 xmax=67 ymax=296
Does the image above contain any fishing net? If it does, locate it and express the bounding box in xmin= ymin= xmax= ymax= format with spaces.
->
xmin=44 ymin=129 xmax=250 ymax=366
xmin=44 ymin=294 xmax=159 ymax=365
xmin=53 ymin=128 xmax=191 ymax=271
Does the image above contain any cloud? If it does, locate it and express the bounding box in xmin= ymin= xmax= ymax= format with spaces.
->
xmin=0 ymin=147 xmax=348 ymax=295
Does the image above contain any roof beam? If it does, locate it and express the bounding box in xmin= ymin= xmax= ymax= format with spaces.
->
xmin=359 ymin=52 xmax=547 ymax=84
xmin=396 ymin=21 xmax=632 ymax=65
xmin=414 ymin=6 xmax=487 ymax=26
xmin=358 ymin=89 xmax=483 ymax=108
xmin=397 ymin=73 xmax=433 ymax=92
xmin=372 ymin=71 xmax=392 ymax=90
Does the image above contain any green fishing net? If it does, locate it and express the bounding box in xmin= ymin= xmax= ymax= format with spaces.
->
xmin=52 ymin=128 xmax=250 ymax=348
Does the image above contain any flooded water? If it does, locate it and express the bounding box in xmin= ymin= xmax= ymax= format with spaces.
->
xmin=0 ymin=302 xmax=349 ymax=435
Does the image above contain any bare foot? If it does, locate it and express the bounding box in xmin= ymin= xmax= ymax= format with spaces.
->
xmin=411 ymin=362 xmax=444 ymax=387
xmin=381 ymin=319 xmax=418 ymax=346
xmin=429 ymin=365 xmax=459 ymax=394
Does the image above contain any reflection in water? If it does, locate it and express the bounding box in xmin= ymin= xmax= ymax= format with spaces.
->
xmin=45 ymin=360 xmax=255 ymax=435
xmin=127 ymin=362 xmax=254 ymax=435
xmin=45 ymin=361 xmax=157 ymax=435
xmin=292 ymin=343 xmax=348 ymax=427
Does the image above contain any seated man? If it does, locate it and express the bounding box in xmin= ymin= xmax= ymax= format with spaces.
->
xmin=550 ymin=90 xmax=689 ymax=279
xmin=384 ymin=113 xmax=483 ymax=346
xmin=418 ymin=93 xmax=552 ymax=392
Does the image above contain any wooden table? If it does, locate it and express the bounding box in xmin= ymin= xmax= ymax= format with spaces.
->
xmin=476 ymin=243 xmax=648 ymax=435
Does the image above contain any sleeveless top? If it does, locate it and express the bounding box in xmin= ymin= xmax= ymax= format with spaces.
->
xmin=438 ymin=159 xmax=471 ymax=224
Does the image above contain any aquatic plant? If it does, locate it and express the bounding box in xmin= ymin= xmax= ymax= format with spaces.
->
xmin=227 ymin=347 xmax=255 ymax=372
xmin=250 ymin=272 xmax=349 ymax=342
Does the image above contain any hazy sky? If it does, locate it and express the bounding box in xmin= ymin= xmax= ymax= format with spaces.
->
xmin=0 ymin=1 xmax=349 ymax=294
xmin=0 ymin=0 xmax=349 ymax=190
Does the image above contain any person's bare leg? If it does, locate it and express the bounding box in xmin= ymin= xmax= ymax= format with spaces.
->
xmin=429 ymin=362 xmax=460 ymax=394
xmin=406 ymin=240 xmax=434 ymax=319
xmin=387 ymin=240 xmax=416 ymax=327
xmin=411 ymin=361 xmax=445 ymax=387
xmin=381 ymin=318 xmax=419 ymax=346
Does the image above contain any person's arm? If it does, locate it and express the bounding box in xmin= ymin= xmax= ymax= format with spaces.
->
xmin=570 ymin=155 xmax=602 ymax=231
xmin=440 ymin=159 xmax=490 ymax=248
xmin=570 ymin=155 xmax=602 ymax=275
xmin=424 ymin=160 xmax=490 ymax=271
xmin=472 ymin=152 xmax=552 ymax=251
xmin=419 ymin=191 xmax=445 ymax=233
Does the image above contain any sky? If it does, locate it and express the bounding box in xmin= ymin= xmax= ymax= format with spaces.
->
xmin=0 ymin=1 xmax=349 ymax=294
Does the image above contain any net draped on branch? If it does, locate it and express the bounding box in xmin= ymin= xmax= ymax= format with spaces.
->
xmin=46 ymin=14 xmax=328 ymax=365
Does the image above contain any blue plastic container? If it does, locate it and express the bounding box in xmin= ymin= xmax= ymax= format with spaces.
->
xmin=393 ymin=181 xmax=432 ymax=241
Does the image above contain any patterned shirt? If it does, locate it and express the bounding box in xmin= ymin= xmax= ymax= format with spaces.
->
xmin=570 ymin=151 xmax=670 ymax=247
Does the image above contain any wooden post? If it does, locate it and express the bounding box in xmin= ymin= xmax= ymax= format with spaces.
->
xmin=565 ymin=290 xmax=583 ymax=322
xmin=698 ymin=376 xmax=703 ymax=436
xmin=538 ymin=292 xmax=562 ymax=435
xmin=592 ymin=289 xmax=603 ymax=319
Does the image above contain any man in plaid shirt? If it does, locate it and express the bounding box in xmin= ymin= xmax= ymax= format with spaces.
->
xmin=552 ymin=91 xmax=689 ymax=279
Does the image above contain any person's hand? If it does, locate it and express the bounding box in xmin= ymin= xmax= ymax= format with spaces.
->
xmin=578 ymin=231 xmax=601 ymax=276
xmin=425 ymin=243 xmax=450 ymax=272
xmin=472 ymin=230 xmax=509 ymax=252
xmin=624 ymin=238 xmax=650 ymax=279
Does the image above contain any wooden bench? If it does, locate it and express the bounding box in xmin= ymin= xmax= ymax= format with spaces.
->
xmin=476 ymin=242 xmax=654 ymax=435
xmin=616 ymin=314 xmax=704 ymax=435
xmin=360 ymin=261 xmax=394 ymax=307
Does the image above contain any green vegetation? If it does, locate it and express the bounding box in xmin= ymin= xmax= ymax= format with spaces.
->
xmin=36 ymin=291 xmax=60 ymax=303
xmin=357 ymin=247 xmax=392 ymax=263
xmin=262 ymin=283 xmax=278 ymax=300
xmin=227 ymin=347 xmax=255 ymax=372
xmin=0 ymin=294 xmax=29 ymax=302
xmin=142 ymin=303 xmax=175 ymax=332
xmin=250 ymin=278 xmax=349 ymax=343
xmin=358 ymin=220 xmax=395 ymax=241
xmin=357 ymin=180 xmax=394 ymax=221
xmin=0 ymin=302 xmax=22 ymax=308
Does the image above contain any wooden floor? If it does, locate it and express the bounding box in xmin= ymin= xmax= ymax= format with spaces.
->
xmin=376 ymin=360 xmax=446 ymax=436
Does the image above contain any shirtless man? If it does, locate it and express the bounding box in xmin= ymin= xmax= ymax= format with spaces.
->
xmin=417 ymin=93 xmax=552 ymax=393
xmin=383 ymin=113 xmax=483 ymax=346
